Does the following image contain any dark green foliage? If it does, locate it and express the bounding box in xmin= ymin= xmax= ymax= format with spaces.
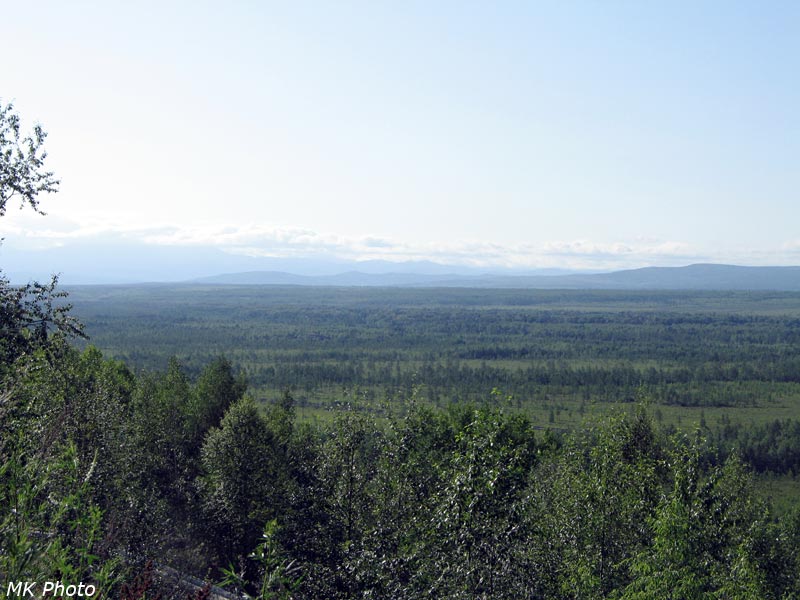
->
xmin=0 ymin=440 xmax=121 ymax=592
xmin=0 ymin=345 xmax=128 ymax=594
xmin=0 ymin=273 xmax=86 ymax=372
xmin=5 ymin=343 xmax=800 ymax=597
xmin=704 ymin=418 xmax=800 ymax=475
xmin=307 ymin=411 xmax=383 ymax=598
xmin=189 ymin=357 xmax=247 ymax=450
xmin=525 ymin=410 xmax=661 ymax=597
xmin=199 ymin=396 xmax=286 ymax=562
xmin=118 ymin=356 xmax=249 ymax=569
xmin=410 ymin=408 xmax=536 ymax=598
xmin=0 ymin=101 xmax=125 ymax=593
xmin=619 ymin=447 xmax=769 ymax=598
xmin=220 ymin=520 xmax=303 ymax=599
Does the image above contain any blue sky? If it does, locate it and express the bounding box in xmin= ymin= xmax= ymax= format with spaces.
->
xmin=2 ymin=1 xmax=799 ymax=276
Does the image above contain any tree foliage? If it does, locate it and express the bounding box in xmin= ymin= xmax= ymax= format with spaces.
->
xmin=0 ymin=273 xmax=86 ymax=370
xmin=0 ymin=101 xmax=82 ymax=374
xmin=0 ymin=100 xmax=59 ymax=216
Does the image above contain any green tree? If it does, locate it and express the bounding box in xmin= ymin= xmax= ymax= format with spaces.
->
xmin=531 ymin=409 xmax=664 ymax=598
xmin=304 ymin=410 xmax=383 ymax=598
xmin=0 ymin=101 xmax=82 ymax=372
xmin=0 ymin=100 xmax=59 ymax=216
xmin=419 ymin=408 xmax=536 ymax=599
xmin=620 ymin=442 xmax=769 ymax=599
xmin=187 ymin=356 xmax=247 ymax=451
xmin=0 ymin=274 xmax=86 ymax=370
xmin=0 ymin=100 xmax=126 ymax=593
xmin=0 ymin=439 xmax=121 ymax=594
xmin=199 ymin=396 xmax=288 ymax=563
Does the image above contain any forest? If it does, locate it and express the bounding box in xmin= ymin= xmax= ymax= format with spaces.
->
xmin=68 ymin=284 xmax=800 ymax=481
xmin=4 ymin=333 xmax=800 ymax=598
xmin=3 ymin=287 xmax=800 ymax=599
xmin=3 ymin=102 xmax=800 ymax=599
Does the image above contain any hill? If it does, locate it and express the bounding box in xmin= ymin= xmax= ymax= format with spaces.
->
xmin=193 ymin=263 xmax=800 ymax=290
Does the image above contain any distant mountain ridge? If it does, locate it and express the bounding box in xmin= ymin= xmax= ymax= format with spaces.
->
xmin=193 ymin=264 xmax=800 ymax=291
xmin=1 ymin=240 xmax=578 ymax=284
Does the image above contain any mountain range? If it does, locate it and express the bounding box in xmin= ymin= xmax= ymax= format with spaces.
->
xmin=3 ymin=239 xmax=799 ymax=289
xmin=194 ymin=264 xmax=800 ymax=291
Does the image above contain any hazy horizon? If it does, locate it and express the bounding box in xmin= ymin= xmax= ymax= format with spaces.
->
xmin=3 ymin=2 xmax=799 ymax=277
xmin=3 ymin=236 xmax=799 ymax=286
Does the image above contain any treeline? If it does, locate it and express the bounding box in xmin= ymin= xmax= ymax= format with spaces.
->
xmin=3 ymin=335 xmax=800 ymax=598
xmin=241 ymin=359 xmax=800 ymax=408
xmin=247 ymin=358 xmax=800 ymax=388
xmin=704 ymin=417 xmax=800 ymax=475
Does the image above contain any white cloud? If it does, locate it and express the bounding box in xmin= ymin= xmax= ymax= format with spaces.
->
xmin=2 ymin=214 xmax=798 ymax=271
xmin=782 ymin=240 xmax=800 ymax=253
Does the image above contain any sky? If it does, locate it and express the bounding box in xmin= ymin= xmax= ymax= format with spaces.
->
xmin=2 ymin=1 xmax=799 ymax=278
